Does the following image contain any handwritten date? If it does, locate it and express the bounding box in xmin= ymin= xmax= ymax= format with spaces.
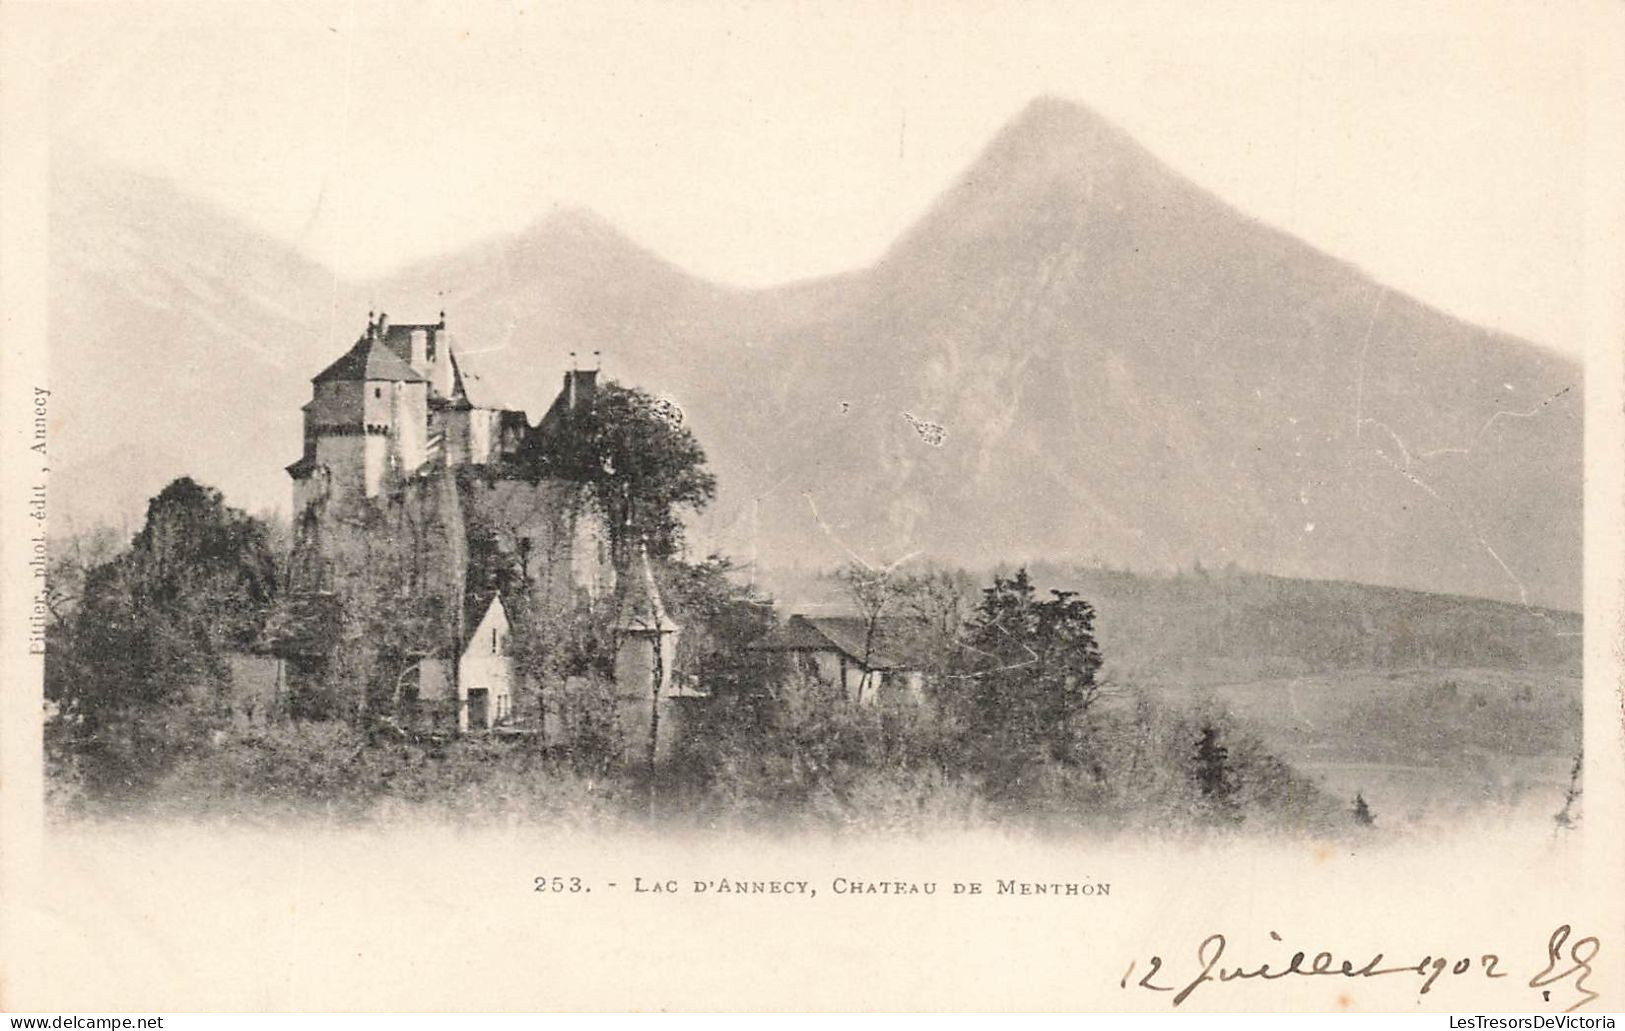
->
xmin=1122 ymin=923 xmax=1600 ymax=1012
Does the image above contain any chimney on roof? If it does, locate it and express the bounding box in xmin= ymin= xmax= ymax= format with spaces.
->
xmin=563 ymin=366 xmax=598 ymax=416
xmin=377 ymin=312 xmax=389 ymax=336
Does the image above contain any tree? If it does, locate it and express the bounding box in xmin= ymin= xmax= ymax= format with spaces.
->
xmin=834 ymin=561 xmax=899 ymax=701
xmin=1191 ymin=722 xmax=1241 ymax=824
xmin=952 ymin=569 xmax=1104 ymax=791
xmin=44 ymin=526 xmax=124 ymax=629
xmin=46 ymin=477 xmax=281 ymax=795
xmin=124 ymin=477 xmax=280 ymax=648
xmin=519 ymin=381 xmax=716 ymax=565
xmin=59 ymin=478 xmax=279 ymax=715
xmin=345 ymin=586 xmax=454 ymax=726
xmin=878 ymin=566 xmax=978 ymax=680
xmin=1352 ymin=792 xmax=1375 ymax=827
xmin=833 ymin=560 xmax=979 ymax=689
xmin=659 ymin=553 xmax=775 ymax=693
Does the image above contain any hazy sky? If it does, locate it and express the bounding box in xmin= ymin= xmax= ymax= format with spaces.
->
xmin=42 ymin=1 xmax=1603 ymax=357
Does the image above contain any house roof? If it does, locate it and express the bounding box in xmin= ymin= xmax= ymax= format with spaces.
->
xmin=748 ymin=614 xmax=919 ymax=670
xmin=446 ymin=347 xmax=498 ymax=409
xmin=312 ymin=334 xmax=428 ymax=384
xmin=462 ymin=590 xmax=508 ymax=650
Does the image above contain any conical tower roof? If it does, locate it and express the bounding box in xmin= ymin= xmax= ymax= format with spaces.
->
xmin=616 ymin=543 xmax=677 ymax=634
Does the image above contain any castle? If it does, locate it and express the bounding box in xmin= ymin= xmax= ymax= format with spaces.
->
xmin=279 ymin=311 xmax=683 ymax=745
xmin=286 ymin=311 xmax=529 ymax=507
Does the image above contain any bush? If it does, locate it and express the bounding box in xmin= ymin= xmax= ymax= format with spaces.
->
xmin=116 ymin=722 xmax=635 ymax=827
xmin=660 ymin=656 xmax=1340 ymax=836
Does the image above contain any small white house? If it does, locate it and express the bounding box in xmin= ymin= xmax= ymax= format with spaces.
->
xmin=417 ymin=592 xmax=516 ymax=733
xmin=459 ymin=593 xmax=515 ymax=732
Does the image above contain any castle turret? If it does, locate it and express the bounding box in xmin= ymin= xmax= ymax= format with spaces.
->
xmin=287 ymin=315 xmax=429 ymax=505
xmin=613 ymin=543 xmax=680 ymax=764
xmin=614 ymin=544 xmax=678 ymax=689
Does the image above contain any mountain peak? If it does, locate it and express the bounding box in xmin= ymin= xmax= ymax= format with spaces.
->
xmin=530 ymin=204 xmax=629 ymax=243
xmin=968 ymin=94 xmax=1163 ymax=189
xmin=880 ymin=95 xmax=1170 ymax=266
xmin=1006 ymin=94 xmax=1123 ymax=138
xmin=514 ymin=205 xmax=690 ymax=282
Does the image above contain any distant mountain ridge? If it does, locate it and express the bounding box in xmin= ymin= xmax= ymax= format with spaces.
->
xmin=755 ymin=560 xmax=1583 ymax=681
xmin=49 ymin=97 xmax=1582 ymax=609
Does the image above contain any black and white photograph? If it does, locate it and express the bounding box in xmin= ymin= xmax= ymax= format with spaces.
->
xmin=2 ymin=0 xmax=1621 ymax=1014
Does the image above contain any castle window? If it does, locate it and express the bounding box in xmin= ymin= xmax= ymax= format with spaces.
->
xmin=374 ymin=387 xmax=382 ymax=398
xmin=492 ymin=627 xmax=499 ymax=652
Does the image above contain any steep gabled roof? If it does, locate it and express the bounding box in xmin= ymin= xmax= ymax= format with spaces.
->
xmin=313 ymin=335 xmax=428 ymax=384
xmin=448 ymin=348 xmax=493 ymax=409
xmin=748 ymin=614 xmax=919 ymax=670
xmin=461 ymin=590 xmax=509 ymax=651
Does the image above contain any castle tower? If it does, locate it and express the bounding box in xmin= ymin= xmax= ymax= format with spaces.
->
xmin=286 ymin=314 xmax=430 ymax=507
xmin=614 ymin=543 xmax=678 ymax=693
xmin=613 ymin=543 xmax=680 ymax=763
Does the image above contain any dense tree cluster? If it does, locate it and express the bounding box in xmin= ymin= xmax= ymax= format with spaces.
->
xmin=955 ymin=569 xmax=1105 ymax=786
xmin=665 ymin=564 xmax=1340 ymax=832
xmin=46 ymin=478 xmax=281 ymax=794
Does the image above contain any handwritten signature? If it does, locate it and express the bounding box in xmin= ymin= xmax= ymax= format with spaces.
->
xmin=1122 ymin=924 xmax=1600 ymax=1012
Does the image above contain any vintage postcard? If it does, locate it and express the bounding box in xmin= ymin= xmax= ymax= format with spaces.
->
xmin=1 ymin=0 xmax=1622 ymax=1014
